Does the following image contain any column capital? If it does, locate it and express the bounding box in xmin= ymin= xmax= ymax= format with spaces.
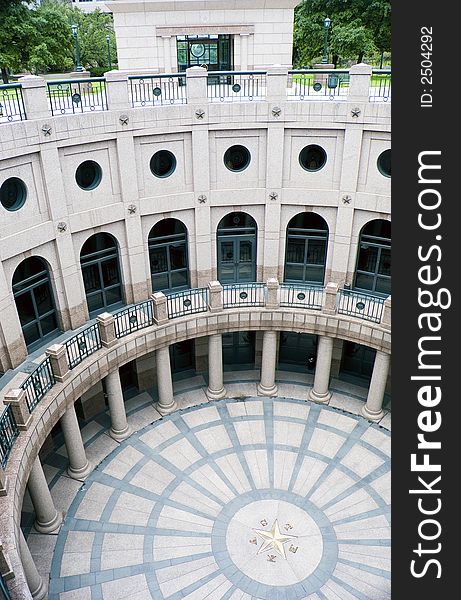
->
xmin=323 ymin=282 xmax=339 ymax=315
xmin=152 ymin=292 xmax=169 ymax=325
xmin=46 ymin=343 xmax=70 ymax=382
xmin=97 ymin=312 xmax=117 ymax=347
xmin=208 ymin=281 xmax=224 ymax=313
xmin=265 ymin=278 xmax=280 ymax=309
xmin=3 ymin=388 xmax=31 ymax=430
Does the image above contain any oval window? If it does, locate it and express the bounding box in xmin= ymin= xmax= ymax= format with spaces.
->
xmin=75 ymin=160 xmax=102 ymax=190
xmin=150 ymin=150 xmax=177 ymax=178
xmin=0 ymin=177 xmax=27 ymax=211
xmin=377 ymin=149 xmax=391 ymax=177
xmin=299 ymin=145 xmax=327 ymax=172
xmin=224 ymin=145 xmax=251 ymax=172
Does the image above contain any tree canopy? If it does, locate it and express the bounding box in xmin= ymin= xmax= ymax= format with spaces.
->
xmin=0 ymin=0 xmax=117 ymax=82
xmin=293 ymin=0 xmax=391 ymax=67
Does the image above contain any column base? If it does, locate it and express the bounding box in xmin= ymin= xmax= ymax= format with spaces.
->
xmin=361 ymin=404 xmax=384 ymax=422
xmin=308 ymin=389 xmax=332 ymax=404
xmin=257 ymin=383 xmax=278 ymax=397
xmin=206 ymin=387 xmax=226 ymax=401
xmin=31 ymin=576 xmax=48 ymax=600
xmin=109 ymin=424 xmax=133 ymax=442
xmin=67 ymin=460 xmax=93 ymax=481
xmin=34 ymin=510 xmax=63 ymax=534
xmin=156 ymin=400 xmax=178 ymax=416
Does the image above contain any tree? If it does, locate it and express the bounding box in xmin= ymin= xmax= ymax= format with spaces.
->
xmin=293 ymin=0 xmax=391 ymax=68
xmin=66 ymin=7 xmax=117 ymax=71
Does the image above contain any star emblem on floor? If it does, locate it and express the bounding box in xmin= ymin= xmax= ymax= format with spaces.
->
xmin=253 ymin=519 xmax=298 ymax=560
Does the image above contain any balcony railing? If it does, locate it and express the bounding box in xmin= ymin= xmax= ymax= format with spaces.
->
xmin=207 ymin=71 xmax=267 ymax=103
xmin=288 ymin=70 xmax=350 ymax=101
xmin=47 ymin=78 xmax=108 ymax=116
xmin=129 ymin=74 xmax=187 ymax=107
xmin=0 ymin=404 xmax=19 ymax=468
xmin=166 ymin=288 xmax=208 ymax=319
xmin=0 ymin=84 xmax=26 ymax=123
xmin=337 ymin=288 xmax=385 ymax=323
xmin=223 ymin=282 xmax=266 ymax=308
xmin=20 ymin=357 xmax=55 ymax=412
xmin=280 ymin=283 xmax=324 ymax=310
xmin=369 ymin=70 xmax=391 ymax=102
xmin=114 ymin=300 xmax=154 ymax=337
xmin=65 ymin=323 xmax=102 ymax=369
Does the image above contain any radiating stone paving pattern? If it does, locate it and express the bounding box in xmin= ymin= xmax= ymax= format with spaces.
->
xmin=48 ymin=398 xmax=391 ymax=600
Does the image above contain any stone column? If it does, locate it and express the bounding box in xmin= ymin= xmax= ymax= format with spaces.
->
xmin=185 ymin=66 xmax=208 ymax=105
xmin=18 ymin=529 xmax=47 ymax=600
xmin=206 ymin=334 xmax=226 ymax=400
xmin=156 ymin=346 xmax=177 ymax=415
xmin=308 ymin=336 xmax=334 ymax=403
xmin=257 ymin=331 xmax=278 ymax=396
xmin=104 ymin=70 xmax=130 ymax=111
xmin=60 ymin=404 xmax=92 ymax=480
xmin=105 ymin=370 xmax=132 ymax=441
xmin=266 ymin=65 xmax=289 ymax=103
xmin=240 ymin=33 xmax=249 ymax=71
xmin=162 ymin=36 xmax=173 ymax=73
xmin=348 ymin=62 xmax=373 ymax=103
xmin=18 ymin=75 xmax=51 ymax=121
xmin=362 ymin=351 xmax=390 ymax=421
xmin=27 ymin=456 xmax=62 ymax=534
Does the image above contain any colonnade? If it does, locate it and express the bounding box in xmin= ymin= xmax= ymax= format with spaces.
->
xmin=17 ymin=330 xmax=390 ymax=598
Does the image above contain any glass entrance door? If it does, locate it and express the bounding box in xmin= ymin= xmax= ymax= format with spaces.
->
xmin=279 ymin=333 xmax=318 ymax=371
xmin=222 ymin=332 xmax=255 ymax=367
xmin=176 ymin=35 xmax=232 ymax=72
xmin=218 ymin=237 xmax=256 ymax=283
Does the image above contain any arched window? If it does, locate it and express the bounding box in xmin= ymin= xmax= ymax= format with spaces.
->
xmin=12 ymin=257 xmax=60 ymax=347
xmin=148 ymin=219 xmax=189 ymax=294
xmin=284 ymin=212 xmax=328 ymax=285
xmin=217 ymin=212 xmax=257 ymax=283
xmin=80 ymin=233 xmax=123 ymax=314
xmin=354 ymin=220 xmax=391 ymax=295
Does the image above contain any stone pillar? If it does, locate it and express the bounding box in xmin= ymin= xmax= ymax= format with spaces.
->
xmin=265 ymin=278 xmax=280 ymax=309
xmin=18 ymin=75 xmax=51 ymax=121
xmin=60 ymin=404 xmax=92 ymax=480
xmin=348 ymin=62 xmax=373 ymax=103
xmin=266 ymin=65 xmax=289 ymax=103
xmin=45 ymin=344 xmax=70 ymax=382
xmin=18 ymin=529 xmax=47 ymax=600
xmin=105 ymin=370 xmax=132 ymax=441
xmin=208 ymin=281 xmax=223 ymax=312
xmin=308 ymin=336 xmax=334 ymax=403
xmin=104 ymin=70 xmax=130 ymax=111
xmin=322 ymin=282 xmax=338 ymax=315
xmin=162 ymin=36 xmax=173 ymax=73
xmin=206 ymin=334 xmax=226 ymax=400
xmin=156 ymin=346 xmax=177 ymax=415
xmin=362 ymin=351 xmax=390 ymax=421
xmin=382 ymin=296 xmax=391 ymax=330
xmin=240 ymin=33 xmax=249 ymax=71
xmin=97 ymin=312 xmax=117 ymax=347
xmin=3 ymin=388 xmax=31 ymax=430
xmin=257 ymin=330 xmax=278 ymax=396
xmin=185 ymin=66 xmax=208 ymax=105
xmin=0 ymin=541 xmax=13 ymax=580
xmin=152 ymin=292 xmax=169 ymax=325
xmin=27 ymin=456 xmax=62 ymax=534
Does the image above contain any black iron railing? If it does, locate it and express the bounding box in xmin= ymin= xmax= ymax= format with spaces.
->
xmin=0 ymin=84 xmax=26 ymax=124
xmin=288 ymin=69 xmax=350 ymax=100
xmin=129 ymin=74 xmax=187 ymax=107
xmin=280 ymin=283 xmax=324 ymax=310
xmin=223 ymin=283 xmax=266 ymax=308
xmin=337 ymin=289 xmax=385 ymax=323
xmin=21 ymin=357 xmax=55 ymax=413
xmin=207 ymin=71 xmax=267 ymax=102
xmin=114 ymin=300 xmax=154 ymax=337
xmin=0 ymin=404 xmax=19 ymax=468
xmin=65 ymin=323 xmax=102 ymax=369
xmin=370 ymin=70 xmax=391 ymax=102
xmin=166 ymin=288 xmax=208 ymax=319
xmin=47 ymin=78 xmax=108 ymax=115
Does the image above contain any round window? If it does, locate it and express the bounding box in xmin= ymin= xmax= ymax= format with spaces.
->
xmin=224 ymin=145 xmax=251 ymax=172
xmin=299 ymin=145 xmax=327 ymax=172
xmin=377 ymin=149 xmax=391 ymax=177
xmin=0 ymin=177 xmax=27 ymax=211
xmin=150 ymin=150 xmax=177 ymax=178
xmin=75 ymin=160 xmax=102 ymax=190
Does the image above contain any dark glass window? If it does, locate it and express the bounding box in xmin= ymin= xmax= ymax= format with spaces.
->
xmin=176 ymin=34 xmax=232 ymax=72
xmin=377 ymin=149 xmax=391 ymax=177
xmin=12 ymin=257 xmax=60 ymax=348
xmin=299 ymin=145 xmax=327 ymax=172
xmin=217 ymin=212 xmax=257 ymax=283
xmin=148 ymin=219 xmax=189 ymax=293
xmin=75 ymin=160 xmax=102 ymax=190
xmin=0 ymin=177 xmax=27 ymax=211
xmin=284 ymin=213 xmax=328 ymax=285
xmin=80 ymin=233 xmax=123 ymax=313
xmin=354 ymin=219 xmax=391 ymax=296
xmin=224 ymin=145 xmax=251 ymax=172
xmin=150 ymin=150 xmax=177 ymax=178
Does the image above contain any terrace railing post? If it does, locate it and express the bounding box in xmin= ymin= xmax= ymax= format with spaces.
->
xmin=3 ymin=388 xmax=31 ymax=430
xmin=45 ymin=344 xmax=70 ymax=382
xmin=348 ymin=63 xmax=372 ymax=103
xmin=265 ymin=278 xmax=280 ymax=309
xmin=104 ymin=70 xmax=130 ymax=111
xmin=0 ymin=466 xmax=8 ymax=497
xmin=97 ymin=312 xmax=117 ymax=347
xmin=208 ymin=281 xmax=224 ymax=313
xmin=266 ymin=65 xmax=288 ymax=103
xmin=152 ymin=292 xmax=169 ymax=325
xmin=322 ymin=282 xmax=338 ymax=315
xmin=0 ymin=542 xmax=13 ymax=580
xmin=382 ymin=296 xmax=391 ymax=330
xmin=18 ymin=75 xmax=51 ymax=120
xmin=185 ymin=66 xmax=208 ymax=105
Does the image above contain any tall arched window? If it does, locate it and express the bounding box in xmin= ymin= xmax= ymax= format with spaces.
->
xmin=80 ymin=233 xmax=123 ymax=314
xmin=217 ymin=212 xmax=257 ymax=283
xmin=354 ymin=219 xmax=391 ymax=295
xmin=148 ymin=219 xmax=189 ymax=294
xmin=284 ymin=212 xmax=328 ymax=285
xmin=12 ymin=257 xmax=60 ymax=347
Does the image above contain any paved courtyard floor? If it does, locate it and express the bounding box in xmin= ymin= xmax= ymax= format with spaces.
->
xmin=22 ymin=370 xmax=391 ymax=600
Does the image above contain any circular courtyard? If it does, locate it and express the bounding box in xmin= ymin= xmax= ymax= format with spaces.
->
xmin=48 ymin=397 xmax=391 ymax=599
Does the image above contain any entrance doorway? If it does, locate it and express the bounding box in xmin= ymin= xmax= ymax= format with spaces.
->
xmin=223 ymin=332 xmax=255 ymax=368
xmin=176 ymin=35 xmax=232 ymax=72
xmin=217 ymin=212 xmax=257 ymax=283
xmin=279 ymin=332 xmax=318 ymax=371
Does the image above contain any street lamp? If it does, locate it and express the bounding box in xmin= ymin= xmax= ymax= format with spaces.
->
xmin=71 ymin=24 xmax=84 ymax=72
xmin=106 ymin=34 xmax=112 ymax=71
xmin=322 ymin=17 xmax=332 ymax=64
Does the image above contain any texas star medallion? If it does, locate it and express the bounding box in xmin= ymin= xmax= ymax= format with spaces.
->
xmin=253 ymin=519 xmax=298 ymax=559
